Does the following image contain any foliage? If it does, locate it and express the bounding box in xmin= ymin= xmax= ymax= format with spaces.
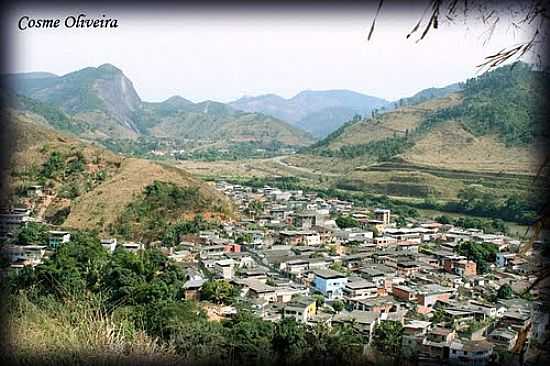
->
xmin=456 ymin=241 xmax=499 ymax=274
xmin=371 ymin=320 xmax=404 ymax=356
xmin=332 ymin=300 xmax=344 ymax=312
xmin=335 ymin=215 xmax=359 ymax=229
xmin=201 ymin=280 xmax=237 ymax=304
xmin=419 ymin=188 xmax=538 ymax=225
xmin=16 ymin=222 xmax=49 ymax=245
xmin=497 ymin=284 xmax=514 ymax=299
xmin=418 ymin=62 xmax=547 ymax=145
xmin=111 ymin=181 xmax=207 ymax=242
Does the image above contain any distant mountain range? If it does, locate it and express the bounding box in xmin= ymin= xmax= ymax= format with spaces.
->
xmin=229 ymin=90 xmax=391 ymax=138
xmin=5 ymin=64 xmax=314 ymax=150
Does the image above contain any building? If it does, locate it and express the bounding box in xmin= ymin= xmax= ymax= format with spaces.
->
xmin=120 ymin=242 xmax=144 ymax=253
xmin=48 ymin=231 xmax=71 ymax=249
xmin=448 ymin=339 xmax=493 ymax=366
xmin=293 ymin=212 xmax=317 ymax=229
xmin=214 ymin=258 xmax=235 ymax=280
xmin=496 ymin=252 xmax=516 ymax=268
xmin=343 ymin=279 xmax=378 ymax=301
xmin=374 ymin=209 xmax=391 ymax=225
xmin=183 ymin=279 xmax=206 ymax=301
xmin=443 ymin=258 xmax=477 ymax=277
xmin=0 ymin=208 xmax=31 ymax=238
xmin=313 ymin=269 xmax=348 ymax=300
xmin=101 ymin=238 xmax=117 ymax=253
xmin=283 ymin=296 xmax=317 ymax=322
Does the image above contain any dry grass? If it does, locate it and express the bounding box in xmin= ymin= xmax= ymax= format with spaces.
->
xmin=5 ymin=294 xmax=178 ymax=365
xmin=9 ymin=113 xmax=234 ymax=232
xmin=326 ymin=93 xmax=463 ymax=150
xmin=401 ymin=121 xmax=541 ymax=174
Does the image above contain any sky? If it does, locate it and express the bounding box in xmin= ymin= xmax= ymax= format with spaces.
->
xmin=5 ymin=3 xmax=537 ymax=103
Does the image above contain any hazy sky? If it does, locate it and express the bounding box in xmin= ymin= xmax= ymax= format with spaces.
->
xmin=6 ymin=3 xmax=536 ymax=103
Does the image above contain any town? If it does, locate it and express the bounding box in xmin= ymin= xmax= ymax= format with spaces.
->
xmin=1 ymin=179 xmax=547 ymax=365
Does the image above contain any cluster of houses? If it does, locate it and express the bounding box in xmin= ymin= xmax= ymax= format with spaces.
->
xmin=1 ymin=180 xmax=548 ymax=365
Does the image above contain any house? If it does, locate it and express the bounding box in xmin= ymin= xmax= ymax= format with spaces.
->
xmin=0 ymin=244 xmax=46 ymax=267
xmin=283 ymin=296 xmax=317 ymax=322
xmin=374 ymin=209 xmax=391 ymax=225
xmin=214 ymin=259 xmax=235 ymax=279
xmin=420 ymin=327 xmax=456 ymax=362
xmin=235 ymin=279 xmax=278 ymax=302
xmin=496 ymin=252 xmax=516 ymax=268
xmin=120 ymin=242 xmax=144 ymax=253
xmin=0 ymin=208 xmax=31 ymax=238
xmin=48 ymin=230 xmax=71 ymax=249
xmin=487 ymin=328 xmax=518 ymax=351
xmin=183 ymin=279 xmax=206 ymax=301
xmin=100 ymin=238 xmax=117 ymax=253
xmin=402 ymin=320 xmax=432 ymax=359
xmin=312 ymin=269 xmax=348 ymax=300
xmin=293 ymin=211 xmax=317 ymax=229
xmin=336 ymin=228 xmax=373 ymax=243
xmin=416 ymin=284 xmax=457 ymax=313
xmin=333 ymin=310 xmax=380 ymax=339
xmin=448 ymin=339 xmax=493 ymax=366
xmin=279 ymin=230 xmax=320 ymax=246
xmin=443 ymin=258 xmax=477 ymax=277
xmin=392 ymin=284 xmax=417 ymax=302
xmin=343 ymin=279 xmax=378 ymax=301
xmin=224 ymin=243 xmax=241 ymax=253
xmin=396 ymin=260 xmax=421 ymax=277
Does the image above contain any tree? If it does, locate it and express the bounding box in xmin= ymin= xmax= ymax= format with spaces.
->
xmin=201 ymin=280 xmax=236 ymax=304
xmin=272 ymin=318 xmax=307 ymax=361
xmin=16 ymin=222 xmax=49 ymax=245
xmin=497 ymin=284 xmax=513 ymax=299
xmin=332 ymin=300 xmax=344 ymax=312
xmin=335 ymin=215 xmax=359 ymax=229
xmin=372 ymin=320 xmax=404 ymax=356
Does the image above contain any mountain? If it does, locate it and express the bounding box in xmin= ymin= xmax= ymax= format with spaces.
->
xmin=9 ymin=64 xmax=143 ymax=138
xmin=6 ymin=111 xmax=234 ymax=237
xmin=396 ymin=82 xmax=463 ymax=107
xmin=230 ymin=89 xmax=391 ymax=138
xmin=291 ymin=63 xmax=548 ymax=200
xmin=7 ymin=64 xmax=313 ymax=151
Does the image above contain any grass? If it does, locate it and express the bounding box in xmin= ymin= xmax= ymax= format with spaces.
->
xmin=5 ymin=293 xmax=178 ymax=365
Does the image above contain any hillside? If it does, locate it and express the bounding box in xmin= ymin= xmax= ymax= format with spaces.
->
xmin=230 ymin=89 xmax=391 ymax=138
xmin=304 ymin=63 xmax=547 ymax=174
xmin=7 ymin=64 xmax=313 ymax=152
xmin=7 ymin=112 xmax=234 ymax=239
xmin=140 ymin=99 xmax=313 ymax=147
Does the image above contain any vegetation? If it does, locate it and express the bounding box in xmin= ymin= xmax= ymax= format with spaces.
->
xmin=335 ymin=215 xmax=359 ymax=229
xmin=420 ymin=186 xmax=539 ymax=225
xmin=497 ymin=284 xmax=514 ymax=299
xmin=456 ymin=241 xmax=499 ymax=274
xmin=201 ymin=280 xmax=238 ymax=304
xmin=110 ymin=181 xmax=213 ymax=242
xmin=6 ymin=229 xmax=372 ymax=365
xmin=16 ymin=222 xmax=49 ymax=246
xmin=418 ymin=62 xmax=547 ymax=145
xmin=371 ymin=321 xmax=404 ymax=356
